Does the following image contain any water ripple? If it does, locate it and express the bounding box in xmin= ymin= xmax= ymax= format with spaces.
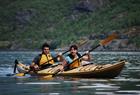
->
xmin=17 ymin=82 xmax=61 ymax=85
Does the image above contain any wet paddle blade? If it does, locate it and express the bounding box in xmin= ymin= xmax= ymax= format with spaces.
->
xmin=15 ymin=73 xmax=25 ymax=77
xmin=6 ymin=73 xmax=25 ymax=77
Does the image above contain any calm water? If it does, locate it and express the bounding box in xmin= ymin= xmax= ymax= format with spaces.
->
xmin=0 ymin=51 xmax=140 ymax=95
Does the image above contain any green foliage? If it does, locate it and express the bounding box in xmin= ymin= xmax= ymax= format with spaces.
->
xmin=0 ymin=0 xmax=139 ymax=49
xmin=130 ymin=36 xmax=140 ymax=47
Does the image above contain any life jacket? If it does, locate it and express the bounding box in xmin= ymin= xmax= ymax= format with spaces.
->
xmin=68 ymin=53 xmax=81 ymax=69
xmin=39 ymin=53 xmax=54 ymax=65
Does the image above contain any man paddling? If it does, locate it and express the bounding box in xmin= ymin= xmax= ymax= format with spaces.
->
xmin=30 ymin=43 xmax=63 ymax=71
xmin=62 ymin=45 xmax=91 ymax=71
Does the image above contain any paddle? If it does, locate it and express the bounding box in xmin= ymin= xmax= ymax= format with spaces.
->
xmin=11 ymin=33 xmax=117 ymax=77
xmin=46 ymin=32 xmax=118 ymax=77
xmin=40 ymin=40 xmax=89 ymax=67
xmin=70 ymin=32 xmax=118 ymax=65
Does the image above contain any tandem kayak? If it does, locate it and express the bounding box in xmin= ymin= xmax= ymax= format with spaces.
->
xmin=17 ymin=60 xmax=125 ymax=78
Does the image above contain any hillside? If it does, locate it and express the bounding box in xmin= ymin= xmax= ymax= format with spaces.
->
xmin=0 ymin=0 xmax=140 ymax=51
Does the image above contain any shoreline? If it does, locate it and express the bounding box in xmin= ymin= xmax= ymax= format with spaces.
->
xmin=0 ymin=49 xmax=140 ymax=52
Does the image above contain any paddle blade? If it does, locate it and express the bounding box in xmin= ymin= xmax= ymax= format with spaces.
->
xmin=100 ymin=33 xmax=118 ymax=46
xmin=16 ymin=73 xmax=25 ymax=77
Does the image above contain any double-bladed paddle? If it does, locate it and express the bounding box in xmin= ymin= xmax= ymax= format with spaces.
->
xmin=70 ymin=32 xmax=118 ymax=65
xmin=44 ymin=32 xmax=118 ymax=76
xmin=8 ymin=33 xmax=117 ymax=77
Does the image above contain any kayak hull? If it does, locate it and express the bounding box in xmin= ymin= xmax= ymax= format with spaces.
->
xmin=17 ymin=61 xmax=125 ymax=78
xmin=58 ymin=61 xmax=125 ymax=78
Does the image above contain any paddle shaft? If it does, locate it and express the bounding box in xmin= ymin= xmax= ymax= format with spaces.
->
xmin=13 ymin=59 xmax=18 ymax=73
xmin=37 ymin=40 xmax=91 ymax=68
xmin=71 ymin=44 xmax=100 ymax=64
xmin=13 ymin=63 xmax=17 ymax=73
xmin=70 ymin=33 xmax=118 ymax=64
xmin=40 ymin=50 xmax=69 ymax=67
xmin=12 ymin=49 xmax=69 ymax=77
xmin=40 ymin=40 xmax=89 ymax=67
xmin=49 ymin=45 xmax=101 ymax=76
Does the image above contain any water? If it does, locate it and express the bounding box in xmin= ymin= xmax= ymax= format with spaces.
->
xmin=0 ymin=51 xmax=140 ymax=95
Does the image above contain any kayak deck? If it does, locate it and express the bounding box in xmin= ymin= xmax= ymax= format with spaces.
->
xmin=37 ymin=61 xmax=125 ymax=78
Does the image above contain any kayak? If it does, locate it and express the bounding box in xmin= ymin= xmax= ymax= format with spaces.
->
xmin=17 ymin=60 xmax=125 ymax=78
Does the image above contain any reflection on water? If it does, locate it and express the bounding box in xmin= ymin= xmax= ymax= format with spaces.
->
xmin=0 ymin=51 xmax=140 ymax=95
